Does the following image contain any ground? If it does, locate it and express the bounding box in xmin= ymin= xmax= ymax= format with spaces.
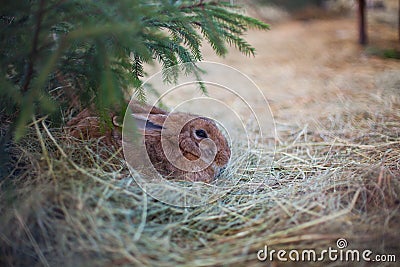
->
xmin=1 ymin=7 xmax=400 ymax=267
xmin=199 ymin=15 xmax=400 ymax=123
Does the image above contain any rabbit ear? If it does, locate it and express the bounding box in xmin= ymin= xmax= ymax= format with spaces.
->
xmin=131 ymin=113 xmax=166 ymax=133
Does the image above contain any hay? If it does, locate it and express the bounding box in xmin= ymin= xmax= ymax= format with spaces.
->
xmin=1 ymin=87 xmax=399 ymax=266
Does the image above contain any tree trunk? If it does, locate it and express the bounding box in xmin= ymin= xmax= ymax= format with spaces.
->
xmin=358 ymin=0 xmax=367 ymax=45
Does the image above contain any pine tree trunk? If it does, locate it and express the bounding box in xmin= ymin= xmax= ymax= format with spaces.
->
xmin=358 ymin=0 xmax=367 ymax=45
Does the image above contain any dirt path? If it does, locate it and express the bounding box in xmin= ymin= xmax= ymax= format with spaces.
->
xmin=200 ymin=17 xmax=400 ymax=123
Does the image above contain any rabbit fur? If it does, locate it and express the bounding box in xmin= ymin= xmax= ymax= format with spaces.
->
xmin=67 ymin=101 xmax=231 ymax=183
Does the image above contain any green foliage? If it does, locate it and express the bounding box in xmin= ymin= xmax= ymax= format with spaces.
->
xmin=382 ymin=49 xmax=400 ymax=60
xmin=0 ymin=0 xmax=270 ymax=139
xmin=366 ymin=47 xmax=400 ymax=60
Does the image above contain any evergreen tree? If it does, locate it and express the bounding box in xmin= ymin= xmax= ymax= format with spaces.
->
xmin=0 ymin=0 xmax=269 ymax=139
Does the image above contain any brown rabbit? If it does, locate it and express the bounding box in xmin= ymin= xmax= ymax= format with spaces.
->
xmin=67 ymin=101 xmax=231 ymax=183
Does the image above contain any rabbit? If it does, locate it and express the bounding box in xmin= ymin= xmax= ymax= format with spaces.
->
xmin=67 ymin=101 xmax=231 ymax=183
xmin=130 ymin=108 xmax=231 ymax=183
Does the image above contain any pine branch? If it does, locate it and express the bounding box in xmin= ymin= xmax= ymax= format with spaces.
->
xmin=1 ymin=0 xmax=270 ymax=139
xmin=22 ymin=0 xmax=46 ymax=93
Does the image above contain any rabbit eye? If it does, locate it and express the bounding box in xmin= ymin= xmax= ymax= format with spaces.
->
xmin=195 ymin=129 xmax=208 ymax=139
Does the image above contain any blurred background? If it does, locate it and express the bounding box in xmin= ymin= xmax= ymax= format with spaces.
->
xmin=193 ymin=0 xmax=400 ymax=124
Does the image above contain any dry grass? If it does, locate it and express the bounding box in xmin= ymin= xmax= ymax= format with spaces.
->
xmin=1 ymin=86 xmax=399 ymax=266
xmin=2 ymin=8 xmax=400 ymax=266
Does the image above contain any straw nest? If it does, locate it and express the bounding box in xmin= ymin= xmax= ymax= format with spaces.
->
xmin=1 ymin=87 xmax=399 ymax=266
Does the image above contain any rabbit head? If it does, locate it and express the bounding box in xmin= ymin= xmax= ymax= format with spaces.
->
xmin=132 ymin=106 xmax=231 ymax=183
